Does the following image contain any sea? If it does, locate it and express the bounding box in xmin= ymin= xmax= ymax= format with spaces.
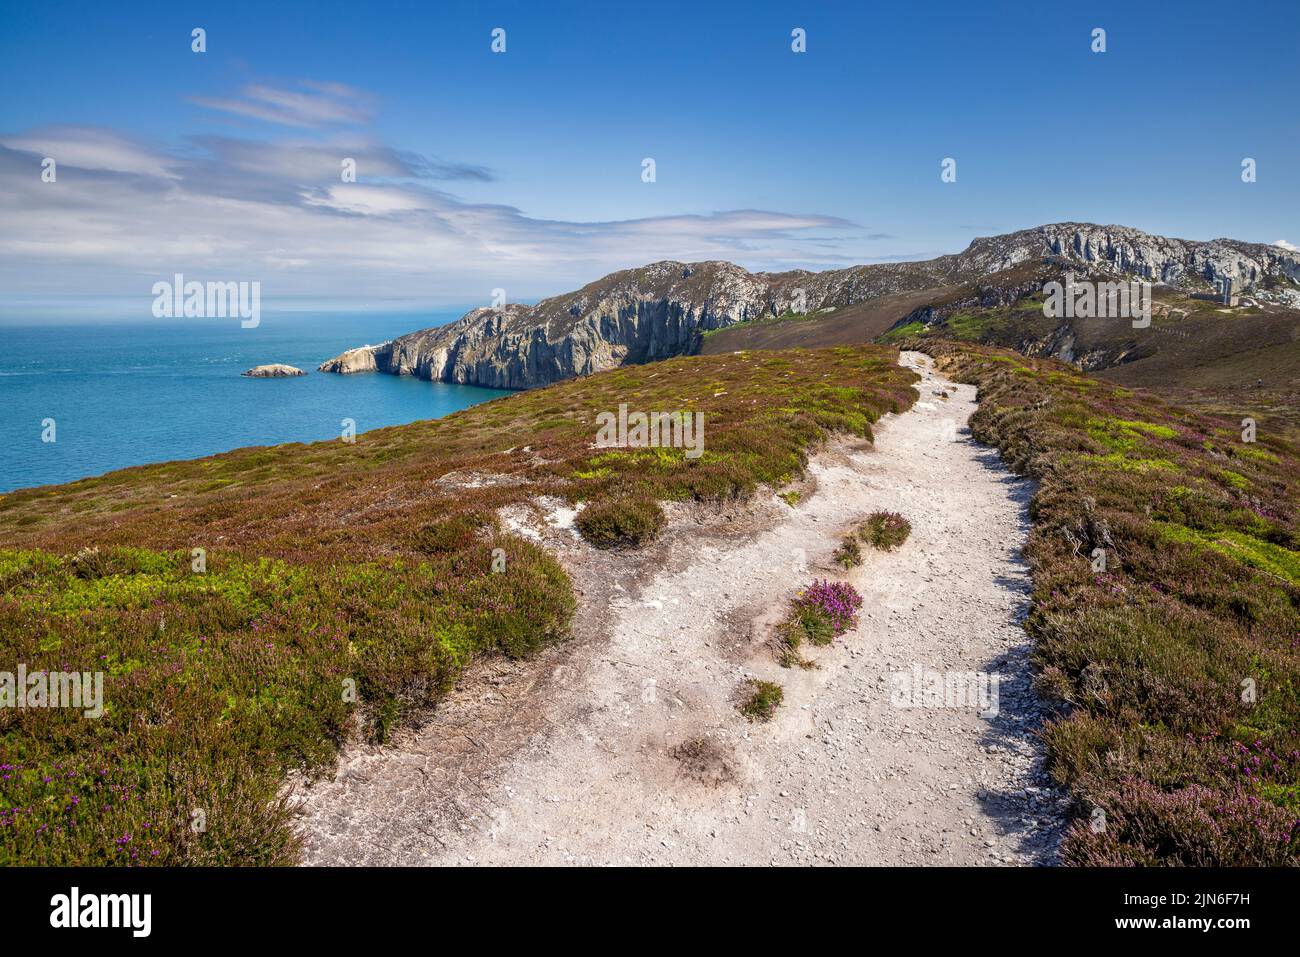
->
xmin=0 ymin=311 xmax=510 ymax=494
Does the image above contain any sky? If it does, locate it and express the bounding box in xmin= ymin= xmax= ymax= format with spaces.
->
xmin=1 ymin=0 xmax=1297 ymax=317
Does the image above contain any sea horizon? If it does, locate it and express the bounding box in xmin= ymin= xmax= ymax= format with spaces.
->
xmin=0 ymin=310 xmax=510 ymax=493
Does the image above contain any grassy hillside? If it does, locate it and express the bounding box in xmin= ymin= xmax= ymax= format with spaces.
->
xmin=0 ymin=345 xmax=917 ymax=865
xmin=882 ymin=283 xmax=1300 ymax=392
xmin=912 ymin=340 xmax=1300 ymax=865
xmin=698 ymin=288 xmax=951 ymax=355
xmin=691 ymin=256 xmax=1300 ymax=398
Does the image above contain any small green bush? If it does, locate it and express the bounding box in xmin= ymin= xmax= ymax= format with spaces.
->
xmin=576 ymin=496 xmax=666 ymax=548
xmin=860 ymin=511 xmax=911 ymax=550
xmin=833 ymin=533 xmax=862 ymax=567
xmin=739 ymin=679 xmax=784 ymax=722
xmin=413 ymin=512 xmax=487 ymax=553
xmin=791 ymin=603 xmax=837 ymax=646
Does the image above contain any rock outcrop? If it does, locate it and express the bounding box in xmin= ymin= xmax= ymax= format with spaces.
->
xmin=242 ymin=364 xmax=306 ymax=377
xmin=319 ymin=223 xmax=1300 ymax=389
xmin=317 ymin=347 xmax=380 ymax=375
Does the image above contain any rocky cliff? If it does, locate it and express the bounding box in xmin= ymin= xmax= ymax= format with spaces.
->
xmin=319 ymin=224 xmax=1300 ymax=389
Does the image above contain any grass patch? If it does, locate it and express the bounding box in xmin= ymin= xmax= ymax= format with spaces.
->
xmin=574 ymin=496 xmax=666 ymax=549
xmin=738 ymin=680 xmax=784 ymax=722
xmin=833 ymin=534 xmax=862 ymax=568
xmin=859 ymin=511 xmax=912 ymax=550
xmin=1154 ymin=522 xmax=1300 ymax=586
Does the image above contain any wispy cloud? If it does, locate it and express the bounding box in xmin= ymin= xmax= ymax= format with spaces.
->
xmin=189 ymin=80 xmax=375 ymax=128
xmin=0 ymin=81 xmax=883 ymax=304
xmin=1274 ymin=239 xmax=1299 ymax=252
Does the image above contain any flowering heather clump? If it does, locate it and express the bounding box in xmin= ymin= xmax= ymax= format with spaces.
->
xmin=776 ymin=579 xmax=864 ymax=666
xmin=1063 ymin=777 xmax=1300 ymax=867
xmin=794 ymin=579 xmax=863 ymax=635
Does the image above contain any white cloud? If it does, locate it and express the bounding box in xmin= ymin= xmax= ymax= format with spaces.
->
xmin=1274 ymin=239 xmax=1299 ymax=252
xmin=0 ymin=126 xmax=178 ymax=178
xmin=0 ymin=84 xmax=875 ymax=305
xmin=189 ymin=80 xmax=375 ymax=128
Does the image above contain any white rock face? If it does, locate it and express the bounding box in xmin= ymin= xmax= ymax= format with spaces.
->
xmin=317 ymin=345 xmax=383 ymax=374
xmin=318 ymin=223 xmax=1300 ymax=389
xmin=242 ymin=363 xmax=306 ymax=377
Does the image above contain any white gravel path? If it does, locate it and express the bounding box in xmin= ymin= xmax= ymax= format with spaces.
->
xmin=297 ymin=351 xmax=1065 ymax=866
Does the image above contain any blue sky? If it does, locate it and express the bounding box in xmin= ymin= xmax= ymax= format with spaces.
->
xmin=1 ymin=0 xmax=1296 ymax=313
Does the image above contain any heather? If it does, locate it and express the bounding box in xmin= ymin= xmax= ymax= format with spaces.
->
xmin=778 ymin=579 xmax=864 ymax=666
xmin=836 ymin=512 xmax=912 ymax=566
xmin=912 ymin=339 xmax=1300 ymax=866
xmin=859 ymin=511 xmax=912 ymax=551
xmin=795 ymin=579 xmax=864 ymax=633
xmin=0 ymin=345 xmax=917 ymax=864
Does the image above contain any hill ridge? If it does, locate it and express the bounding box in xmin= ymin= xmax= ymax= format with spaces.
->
xmin=319 ymin=223 xmax=1300 ymax=389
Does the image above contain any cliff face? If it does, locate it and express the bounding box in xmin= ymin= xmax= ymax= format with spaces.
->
xmin=319 ymin=223 xmax=1300 ymax=389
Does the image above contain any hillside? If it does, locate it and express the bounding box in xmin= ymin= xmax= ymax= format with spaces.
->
xmin=320 ymin=224 xmax=1300 ymax=389
xmin=0 ymin=344 xmax=916 ymax=864
xmin=6 ymin=334 xmax=1297 ymax=867
xmin=879 ymin=278 xmax=1300 ymax=389
xmin=298 ymin=350 xmax=1066 ymax=866
xmin=911 ymin=342 xmax=1300 ymax=865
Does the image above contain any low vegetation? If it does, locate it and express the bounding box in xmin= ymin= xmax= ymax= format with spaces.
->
xmin=777 ymin=579 xmax=864 ymax=667
xmin=574 ymin=496 xmax=665 ymax=548
xmin=738 ymin=679 xmax=785 ymax=722
xmin=912 ymin=339 xmax=1300 ymax=866
xmin=860 ymin=511 xmax=912 ymax=551
xmin=834 ymin=512 xmax=911 ymax=566
xmin=0 ymin=345 xmax=917 ymax=864
xmin=832 ymin=534 xmax=862 ymax=568
xmin=700 ymin=307 xmax=830 ymax=339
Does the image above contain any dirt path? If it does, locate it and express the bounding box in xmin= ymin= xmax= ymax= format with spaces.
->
xmin=296 ymin=351 xmax=1065 ymax=865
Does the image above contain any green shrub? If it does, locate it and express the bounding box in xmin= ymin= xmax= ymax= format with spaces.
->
xmin=575 ymin=496 xmax=666 ymax=548
xmin=413 ymin=512 xmax=487 ymax=553
xmin=739 ymin=679 xmax=784 ymax=722
xmin=833 ymin=534 xmax=862 ymax=567
xmin=860 ymin=511 xmax=911 ymax=550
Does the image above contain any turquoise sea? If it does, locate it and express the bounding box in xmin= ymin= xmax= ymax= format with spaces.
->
xmin=0 ymin=312 xmax=509 ymax=493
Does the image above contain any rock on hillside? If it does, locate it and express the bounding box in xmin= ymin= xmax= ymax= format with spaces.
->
xmin=319 ymin=223 xmax=1300 ymax=389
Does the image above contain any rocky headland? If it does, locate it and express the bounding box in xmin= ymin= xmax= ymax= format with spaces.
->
xmin=319 ymin=223 xmax=1300 ymax=390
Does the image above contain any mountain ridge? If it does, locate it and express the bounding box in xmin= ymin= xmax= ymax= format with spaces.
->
xmin=319 ymin=223 xmax=1300 ymax=389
